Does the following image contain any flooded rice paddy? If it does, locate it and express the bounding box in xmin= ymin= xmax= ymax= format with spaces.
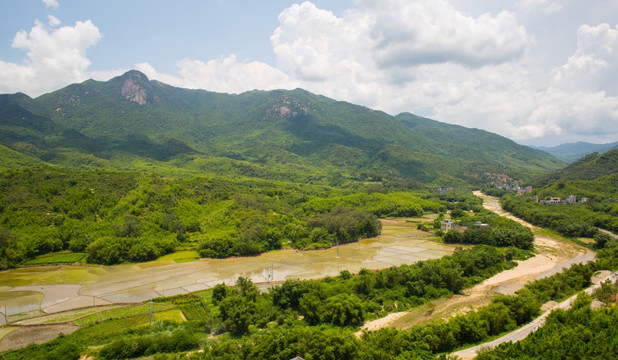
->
xmin=0 ymin=218 xmax=462 ymax=316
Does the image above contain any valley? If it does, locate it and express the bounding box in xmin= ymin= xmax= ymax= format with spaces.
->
xmin=0 ymin=217 xmax=455 ymax=324
xmin=0 ymin=71 xmax=616 ymax=359
xmin=360 ymin=192 xmax=593 ymax=332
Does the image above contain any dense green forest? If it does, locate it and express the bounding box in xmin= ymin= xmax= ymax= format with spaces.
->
xmin=4 ymin=238 xmax=617 ymax=360
xmin=499 ymin=173 xmax=618 ymax=238
xmin=0 ymin=167 xmax=461 ymax=268
xmin=532 ymin=148 xmax=618 ymax=186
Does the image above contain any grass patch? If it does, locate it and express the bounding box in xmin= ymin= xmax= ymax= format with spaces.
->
xmin=153 ymin=309 xmax=185 ymax=323
xmin=24 ymin=252 xmax=87 ymax=266
xmin=533 ymin=227 xmax=570 ymax=241
xmin=0 ymin=267 xmax=99 ymax=286
xmin=74 ymin=303 xmax=173 ymax=326
xmin=38 ymin=305 xmax=121 ymax=324
xmin=0 ymin=291 xmax=42 ymax=302
xmin=157 ymin=250 xmax=200 ymax=263
xmin=578 ymin=237 xmax=596 ymax=244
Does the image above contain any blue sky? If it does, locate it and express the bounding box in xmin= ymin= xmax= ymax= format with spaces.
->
xmin=1 ymin=0 xmax=617 ymax=146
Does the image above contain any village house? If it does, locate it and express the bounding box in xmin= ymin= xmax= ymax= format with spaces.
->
xmin=441 ymin=219 xmax=457 ymax=233
xmin=539 ymin=195 xmax=589 ymax=204
xmin=517 ymin=186 xmax=533 ymax=195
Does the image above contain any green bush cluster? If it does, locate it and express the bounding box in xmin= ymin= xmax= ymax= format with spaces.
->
xmin=477 ymin=293 xmax=618 ymax=360
xmin=98 ymin=329 xmax=199 ymax=359
xmin=443 ymin=210 xmax=534 ymax=249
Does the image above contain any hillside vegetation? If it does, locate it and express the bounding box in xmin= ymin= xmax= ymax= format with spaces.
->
xmin=495 ymin=149 xmax=618 ymax=240
xmin=533 ymin=148 xmax=618 ymax=186
xmin=0 ymin=168 xmax=452 ymax=268
xmin=0 ymin=70 xmax=563 ymax=186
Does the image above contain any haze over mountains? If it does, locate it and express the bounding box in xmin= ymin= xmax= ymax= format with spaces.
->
xmin=0 ymin=70 xmax=563 ymax=185
xmin=531 ymin=142 xmax=618 ymax=163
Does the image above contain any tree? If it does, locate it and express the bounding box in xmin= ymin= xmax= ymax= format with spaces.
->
xmin=594 ymin=232 xmax=613 ymax=249
xmin=235 ymin=276 xmax=258 ymax=301
xmin=322 ymin=293 xmax=365 ymax=326
xmin=443 ymin=229 xmax=463 ymax=244
xmin=212 ymin=283 xmax=228 ymax=304
xmin=219 ymin=294 xmax=256 ymax=336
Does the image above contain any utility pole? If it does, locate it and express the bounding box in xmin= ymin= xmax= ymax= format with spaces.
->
xmin=270 ymin=263 xmax=274 ymax=282
xmin=336 ymin=242 xmax=339 ymax=258
xmin=148 ymin=301 xmax=153 ymax=326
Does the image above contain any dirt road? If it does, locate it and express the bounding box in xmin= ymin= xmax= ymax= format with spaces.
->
xmin=452 ymin=270 xmax=617 ymax=359
xmin=360 ymin=192 xmax=593 ymax=332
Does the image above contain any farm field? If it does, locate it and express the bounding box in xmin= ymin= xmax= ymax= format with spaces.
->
xmin=0 ymin=217 xmax=458 ymax=319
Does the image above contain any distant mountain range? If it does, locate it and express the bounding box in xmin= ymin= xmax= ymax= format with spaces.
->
xmin=0 ymin=70 xmax=564 ymax=185
xmin=531 ymin=141 xmax=618 ymax=163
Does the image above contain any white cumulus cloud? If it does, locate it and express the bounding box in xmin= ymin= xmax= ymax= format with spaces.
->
xmin=264 ymin=1 xmax=618 ymax=145
xmin=553 ymin=23 xmax=618 ymax=92
xmin=136 ymin=55 xmax=297 ymax=94
xmin=363 ymin=0 xmax=530 ymax=68
xmin=42 ymin=0 xmax=59 ymax=9
xmin=0 ymin=19 xmax=101 ymax=96
xmin=48 ymin=15 xmax=61 ymax=27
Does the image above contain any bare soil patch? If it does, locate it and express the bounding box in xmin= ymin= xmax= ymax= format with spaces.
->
xmin=0 ymin=324 xmax=80 ymax=352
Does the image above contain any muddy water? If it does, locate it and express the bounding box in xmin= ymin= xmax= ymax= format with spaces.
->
xmin=0 ymin=219 xmax=461 ymax=312
xmin=0 ymin=291 xmax=43 ymax=324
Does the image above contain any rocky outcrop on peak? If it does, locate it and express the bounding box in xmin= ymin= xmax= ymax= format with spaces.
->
xmin=266 ymin=96 xmax=313 ymax=119
xmin=119 ymin=70 xmax=158 ymax=105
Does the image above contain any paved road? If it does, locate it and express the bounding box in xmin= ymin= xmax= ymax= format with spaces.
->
xmin=452 ymin=271 xmax=618 ymax=359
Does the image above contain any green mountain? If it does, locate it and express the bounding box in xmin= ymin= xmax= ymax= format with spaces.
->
xmin=0 ymin=70 xmax=563 ymax=184
xmin=533 ymin=148 xmax=618 ymax=186
xmin=500 ymin=148 xmax=618 ymax=239
xmin=532 ymin=141 xmax=618 ymax=163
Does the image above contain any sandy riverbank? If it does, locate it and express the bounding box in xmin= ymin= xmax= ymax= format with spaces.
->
xmin=359 ymin=192 xmax=593 ymax=332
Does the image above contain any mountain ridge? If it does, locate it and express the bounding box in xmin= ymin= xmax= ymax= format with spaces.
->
xmin=0 ymin=70 xmax=564 ymax=185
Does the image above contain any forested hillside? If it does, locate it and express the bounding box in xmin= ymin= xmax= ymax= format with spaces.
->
xmin=0 ymin=70 xmax=563 ymax=186
xmin=495 ymin=149 xmax=618 ymax=241
xmin=533 ymin=148 xmax=618 ymax=186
